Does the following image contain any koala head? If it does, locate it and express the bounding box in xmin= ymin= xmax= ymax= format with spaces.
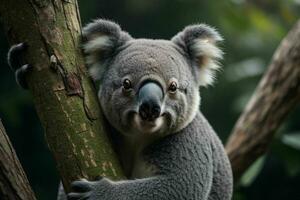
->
xmin=83 ymin=19 xmax=223 ymax=137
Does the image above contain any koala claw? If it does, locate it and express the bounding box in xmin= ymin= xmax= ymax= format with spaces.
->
xmin=68 ymin=179 xmax=93 ymax=200
xmin=70 ymin=179 xmax=93 ymax=192
xmin=7 ymin=42 xmax=31 ymax=89
xmin=68 ymin=177 xmax=111 ymax=200
xmin=15 ymin=64 xmax=32 ymax=89
xmin=8 ymin=43 xmax=27 ymax=70
xmin=67 ymin=192 xmax=91 ymax=200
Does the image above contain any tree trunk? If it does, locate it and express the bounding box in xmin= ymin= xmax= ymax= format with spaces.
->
xmin=0 ymin=119 xmax=36 ymax=200
xmin=0 ymin=0 xmax=124 ymax=191
xmin=226 ymin=20 xmax=300 ymax=180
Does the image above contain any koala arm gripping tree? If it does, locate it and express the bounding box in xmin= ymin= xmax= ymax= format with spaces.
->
xmin=69 ymin=113 xmax=227 ymax=200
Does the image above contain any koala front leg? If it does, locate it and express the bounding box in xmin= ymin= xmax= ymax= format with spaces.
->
xmin=68 ymin=176 xmax=170 ymax=200
xmin=7 ymin=43 xmax=32 ymax=89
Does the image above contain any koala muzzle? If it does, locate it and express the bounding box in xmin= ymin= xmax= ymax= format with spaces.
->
xmin=138 ymin=82 xmax=163 ymax=121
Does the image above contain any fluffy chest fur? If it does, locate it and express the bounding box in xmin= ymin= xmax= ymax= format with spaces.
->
xmin=119 ymin=134 xmax=158 ymax=179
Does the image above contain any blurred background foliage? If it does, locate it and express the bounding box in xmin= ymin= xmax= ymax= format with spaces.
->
xmin=0 ymin=0 xmax=300 ymax=199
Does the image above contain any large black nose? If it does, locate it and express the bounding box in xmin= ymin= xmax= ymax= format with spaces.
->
xmin=138 ymin=82 xmax=163 ymax=121
xmin=139 ymin=101 xmax=161 ymax=121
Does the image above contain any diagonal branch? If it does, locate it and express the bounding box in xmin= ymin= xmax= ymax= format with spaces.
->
xmin=0 ymin=119 xmax=37 ymax=200
xmin=226 ymin=20 xmax=300 ymax=180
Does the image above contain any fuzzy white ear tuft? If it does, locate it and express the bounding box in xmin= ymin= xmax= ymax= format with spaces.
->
xmin=83 ymin=35 xmax=113 ymax=54
xmin=192 ymin=39 xmax=223 ymax=62
xmin=83 ymin=35 xmax=114 ymax=81
xmin=82 ymin=19 xmax=132 ymax=81
xmin=191 ymin=39 xmax=223 ymax=86
xmin=172 ymin=24 xmax=223 ymax=87
xmin=83 ymin=35 xmax=113 ymax=70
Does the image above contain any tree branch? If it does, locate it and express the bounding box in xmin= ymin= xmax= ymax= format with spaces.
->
xmin=0 ymin=0 xmax=124 ymax=191
xmin=0 ymin=119 xmax=37 ymax=200
xmin=226 ymin=20 xmax=300 ymax=180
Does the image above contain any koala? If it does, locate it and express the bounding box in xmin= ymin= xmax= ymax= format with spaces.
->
xmin=8 ymin=19 xmax=233 ymax=200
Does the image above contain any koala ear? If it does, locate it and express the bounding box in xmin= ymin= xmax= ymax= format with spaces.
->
xmin=82 ymin=19 xmax=132 ymax=81
xmin=171 ymin=24 xmax=223 ymax=86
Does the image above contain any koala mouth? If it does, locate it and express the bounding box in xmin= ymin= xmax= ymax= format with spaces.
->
xmin=133 ymin=114 xmax=165 ymax=134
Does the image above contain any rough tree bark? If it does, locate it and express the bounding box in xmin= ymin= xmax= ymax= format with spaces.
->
xmin=0 ymin=120 xmax=36 ymax=200
xmin=0 ymin=0 xmax=124 ymax=192
xmin=226 ymin=20 xmax=300 ymax=180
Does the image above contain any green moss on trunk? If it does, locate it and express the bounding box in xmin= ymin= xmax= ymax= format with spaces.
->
xmin=0 ymin=0 xmax=124 ymax=191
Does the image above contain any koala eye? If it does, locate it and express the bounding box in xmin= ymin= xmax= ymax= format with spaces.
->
xmin=168 ymin=81 xmax=177 ymax=93
xmin=122 ymin=79 xmax=132 ymax=90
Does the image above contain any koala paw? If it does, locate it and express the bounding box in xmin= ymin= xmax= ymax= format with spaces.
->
xmin=67 ymin=179 xmax=92 ymax=200
xmin=7 ymin=43 xmax=32 ymax=89
xmin=68 ymin=177 xmax=111 ymax=200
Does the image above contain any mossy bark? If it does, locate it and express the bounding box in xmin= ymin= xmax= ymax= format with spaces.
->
xmin=0 ymin=0 xmax=124 ymax=191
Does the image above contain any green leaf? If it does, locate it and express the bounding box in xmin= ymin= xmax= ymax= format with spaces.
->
xmin=282 ymin=133 xmax=300 ymax=150
xmin=240 ymin=156 xmax=266 ymax=187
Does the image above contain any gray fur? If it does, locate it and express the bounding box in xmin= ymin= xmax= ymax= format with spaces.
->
xmin=63 ymin=19 xmax=233 ymax=200
xmin=57 ymin=182 xmax=67 ymax=200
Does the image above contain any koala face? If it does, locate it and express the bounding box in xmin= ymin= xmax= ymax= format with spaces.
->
xmin=83 ymin=20 xmax=222 ymax=137
xmin=98 ymin=39 xmax=200 ymax=136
